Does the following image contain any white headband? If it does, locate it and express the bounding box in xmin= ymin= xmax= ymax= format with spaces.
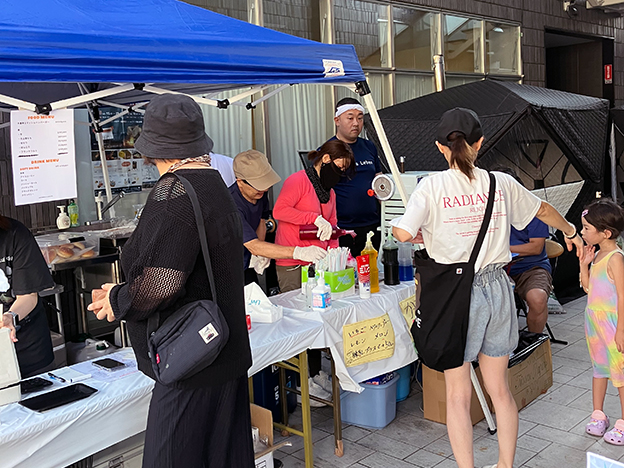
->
xmin=335 ymin=104 xmax=365 ymax=118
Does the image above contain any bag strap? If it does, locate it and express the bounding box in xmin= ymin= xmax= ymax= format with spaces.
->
xmin=173 ymin=174 xmax=218 ymax=302
xmin=468 ymin=172 xmax=497 ymax=266
xmin=146 ymin=173 xmax=217 ymax=336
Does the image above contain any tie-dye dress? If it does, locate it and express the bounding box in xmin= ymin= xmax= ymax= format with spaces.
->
xmin=586 ymin=249 xmax=624 ymax=387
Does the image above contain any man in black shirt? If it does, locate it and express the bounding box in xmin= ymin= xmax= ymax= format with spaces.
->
xmin=230 ymin=150 xmax=327 ymax=285
xmin=0 ymin=215 xmax=54 ymax=377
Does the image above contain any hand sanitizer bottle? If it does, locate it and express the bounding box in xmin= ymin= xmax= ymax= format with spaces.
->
xmin=56 ymin=206 xmax=70 ymax=230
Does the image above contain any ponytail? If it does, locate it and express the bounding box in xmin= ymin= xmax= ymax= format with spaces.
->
xmin=447 ymin=132 xmax=476 ymax=181
xmin=0 ymin=214 xmax=10 ymax=231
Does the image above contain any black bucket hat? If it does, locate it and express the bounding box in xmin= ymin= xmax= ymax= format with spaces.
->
xmin=436 ymin=107 xmax=483 ymax=147
xmin=134 ymin=94 xmax=214 ymax=159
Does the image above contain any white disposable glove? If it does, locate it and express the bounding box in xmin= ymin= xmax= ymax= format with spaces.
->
xmin=313 ymin=215 xmax=333 ymax=242
xmin=249 ymin=255 xmax=271 ymax=275
xmin=293 ymin=246 xmax=327 ymax=263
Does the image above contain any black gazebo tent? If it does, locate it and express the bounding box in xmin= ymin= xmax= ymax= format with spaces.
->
xmin=365 ymin=80 xmax=611 ymax=302
xmin=366 ymin=80 xmax=610 ymax=224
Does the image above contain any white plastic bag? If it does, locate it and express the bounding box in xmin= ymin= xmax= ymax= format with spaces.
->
xmin=244 ymin=282 xmax=283 ymax=323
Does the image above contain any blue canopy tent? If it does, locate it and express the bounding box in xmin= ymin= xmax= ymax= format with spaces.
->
xmin=0 ymin=0 xmax=409 ymax=207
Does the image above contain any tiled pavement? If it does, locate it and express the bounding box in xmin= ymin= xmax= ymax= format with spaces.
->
xmin=274 ymin=296 xmax=624 ymax=467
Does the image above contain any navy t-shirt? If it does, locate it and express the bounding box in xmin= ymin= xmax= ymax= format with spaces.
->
xmin=229 ymin=183 xmax=270 ymax=269
xmin=329 ymin=136 xmax=381 ymax=228
xmin=509 ymin=217 xmax=552 ymax=276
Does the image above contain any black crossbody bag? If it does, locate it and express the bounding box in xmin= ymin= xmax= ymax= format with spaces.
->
xmin=146 ymin=174 xmax=229 ymax=386
xmin=411 ymin=172 xmax=496 ymax=372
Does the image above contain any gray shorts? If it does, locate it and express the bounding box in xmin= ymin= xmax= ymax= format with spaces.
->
xmin=464 ymin=264 xmax=519 ymax=362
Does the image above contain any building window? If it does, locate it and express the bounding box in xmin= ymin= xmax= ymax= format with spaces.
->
xmin=444 ymin=15 xmax=483 ymax=74
xmin=334 ymin=0 xmax=390 ymax=68
xmin=264 ymin=0 xmax=321 ymax=41
xmin=393 ymin=7 xmax=435 ymax=71
xmin=179 ymin=0 xmax=248 ymax=21
xmin=485 ymin=22 xmax=520 ymax=75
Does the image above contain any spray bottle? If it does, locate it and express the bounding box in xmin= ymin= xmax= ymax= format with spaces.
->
xmin=360 ymin=231 xmax=379 ymax=293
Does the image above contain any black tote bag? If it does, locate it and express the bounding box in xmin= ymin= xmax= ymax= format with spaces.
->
xmin=411 ymin=173 xmax=496 ymax=372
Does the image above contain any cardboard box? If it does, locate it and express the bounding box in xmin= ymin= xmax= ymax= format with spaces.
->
xmin=422 ymin=364 xmax=491 ymax=426
xmin=251 ymin=404 xmax=291 ymax=468
xmin=507 ymin=338 xmax=553 ymax=411
xmin=422 ymin=338 xmax=553 ymax=425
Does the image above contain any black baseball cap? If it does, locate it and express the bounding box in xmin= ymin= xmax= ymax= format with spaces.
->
xmin=436 ymin=107 xmax=483 ymax=147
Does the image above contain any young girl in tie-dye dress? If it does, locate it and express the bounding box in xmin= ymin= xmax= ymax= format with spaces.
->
xmin=580 ymin=199 xmax=624 ymax=445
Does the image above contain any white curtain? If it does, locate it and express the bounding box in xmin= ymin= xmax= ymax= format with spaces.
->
xmin=266 ymin=84 xmax=331 ymax=196
xmin=198 ymin=89 xmax=254 ymax=158
xmin=395 ymin=74 xmax=434 ymax=103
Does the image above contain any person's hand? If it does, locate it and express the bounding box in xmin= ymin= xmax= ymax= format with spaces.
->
xmin=250 ymin=255 xmax=271 ymax=275
xmin=565 ymin=233 xmax=584 ymax=258
xmin=616 ymin=328 xmax=624 ymax=353
xmin=1 ymin=313 xmax=17 ymax=342
xmin=313 ymin=216 xmax=333 ymax=242
xmin=410 ymin=229 xmax=424 ymax=244
xmin=579 ymin=244 xmax=595 ymax=268
xmin=293 ymin=246 xmax=327 ymax=263
xmin=87 ymin=283 xmax=117 ymax=322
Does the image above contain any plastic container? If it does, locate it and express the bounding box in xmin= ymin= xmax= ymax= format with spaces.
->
xmin=356 ymin=255 xmax=371 ymax=299
xmin=68 ymin=199 xmax=79 ymax=228
xmin=382 ymin=228 xmax=400 ymax=285
xmin=340 ymin=372 xmax=400 ymax=429
xmin=396 ymin=365 xmax=412 ymax=402
xmin=361 ymin=231 xmax=379 ymax=293
xmin=312 ymin=271 xmax=331 ymax=312
xmin=398 ymin=242 xmax=414 ymax=282
xmin=35 ymin=232 xmax=100 ymax=266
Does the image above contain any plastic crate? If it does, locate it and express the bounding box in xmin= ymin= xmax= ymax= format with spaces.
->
xmin=340 ymin=372 xmax=400 ymax=429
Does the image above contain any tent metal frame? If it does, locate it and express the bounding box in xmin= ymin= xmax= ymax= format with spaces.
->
xmin=0 ymin=80 xmax=410 ymax=215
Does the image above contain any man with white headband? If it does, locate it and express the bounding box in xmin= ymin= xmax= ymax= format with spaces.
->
xmin=325 ymin=97 xmax=382 ymax=256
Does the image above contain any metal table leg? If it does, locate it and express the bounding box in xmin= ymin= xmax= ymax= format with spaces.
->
xmin=329 ymin=353 xmax=344 ymax=457
xmin=273 ymin=351 xmax=314 ymax=468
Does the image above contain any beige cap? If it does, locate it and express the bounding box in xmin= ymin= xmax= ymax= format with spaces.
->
xmin=233 ymin=150 xmax=281 ymax=191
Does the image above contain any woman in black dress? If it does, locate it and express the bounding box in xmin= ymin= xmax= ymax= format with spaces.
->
xmin=89 ymin=94 xmax=254 ymax=468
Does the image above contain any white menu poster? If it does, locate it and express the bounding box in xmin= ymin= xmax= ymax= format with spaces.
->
xmin=11 ymin=109 xmax=77 ymax=206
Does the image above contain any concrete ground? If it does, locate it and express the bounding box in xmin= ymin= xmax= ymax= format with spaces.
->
xmin=274 ymin=296 xmax=624 ymax=467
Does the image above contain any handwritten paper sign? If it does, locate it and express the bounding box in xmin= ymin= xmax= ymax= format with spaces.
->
xmin=400 ymin=295 xmax=417 ymax=328
xmin=11 ymin=109 xmax=77 ymax=206
xmin=343 ymin=313 xmax=395 ymax=367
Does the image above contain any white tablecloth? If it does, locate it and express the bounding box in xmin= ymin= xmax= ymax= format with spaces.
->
xmin=247 ymin=311 xmax=324 ymax=377
xmin=0 ymin=283 xmax=416 ymax=466
xmin=0 ymin=350 xmax=153 ymax=468
xmin=271 ymin=282 xmax=418 ymax=392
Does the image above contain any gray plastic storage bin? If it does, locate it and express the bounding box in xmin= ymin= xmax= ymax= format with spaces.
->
xmin=340 ymin=373 xmax=400 ymax=429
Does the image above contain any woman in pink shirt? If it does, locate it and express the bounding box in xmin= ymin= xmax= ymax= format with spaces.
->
xmin=274 ymin=139 xmax=355 ymax=293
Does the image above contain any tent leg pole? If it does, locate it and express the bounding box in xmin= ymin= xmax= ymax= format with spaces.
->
xmin=611 ymin=122 xmax=617 ymax=203
xmin=360 ymin=90 xmax=409 ymax=207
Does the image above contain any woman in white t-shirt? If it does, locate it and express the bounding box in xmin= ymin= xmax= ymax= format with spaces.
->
xmin=392 ymin=108 xmax=583 ymax=468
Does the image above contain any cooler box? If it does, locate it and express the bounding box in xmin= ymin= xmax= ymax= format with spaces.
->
xmin=252 ymin=365 xmax=296 ymax=423
xmin=396 ymin=365 xmax=412 ymax=402
xmin=340 ymin=372 xmax=399 ymax=429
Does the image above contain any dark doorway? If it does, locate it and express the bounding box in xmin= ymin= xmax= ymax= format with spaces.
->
xmin=545 ymin=30 xmax=614 ymax=106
